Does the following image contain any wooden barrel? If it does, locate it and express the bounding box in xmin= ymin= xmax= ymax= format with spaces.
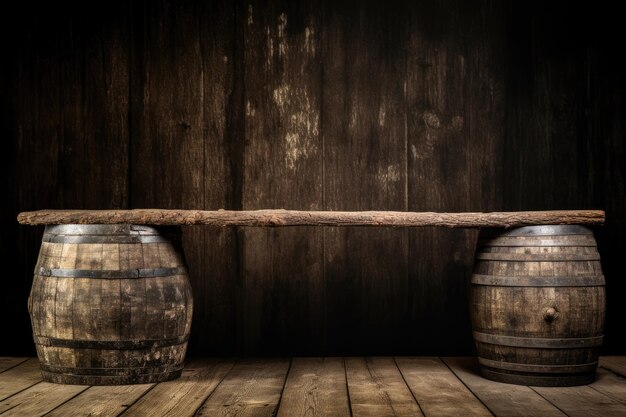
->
xmin=28 ymin=224 xmax=193 ymax=385
xmin=470 ymin=225 xmax=605 ymax=386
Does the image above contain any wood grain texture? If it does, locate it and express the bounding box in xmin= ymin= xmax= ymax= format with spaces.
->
xmin=276 ymin=357 xmax=350 ymax=417
xmin=129 ymin=0 xmax=208 ymax=359
xmin=17 ymin=209 xmax=606 ymax=227
xmin=600 ymin=357 xmax=626 ymax=377
xmin=121 ymin=358 xmax=235 ymax=417
xmin=0 ymin=358 xmax=29 ymax=373
xmin=195 ymin=358 xmax=291 ymax=417
xmin=589 ymin=368 xmax=626 ymax=407
xmin=0 ymin=382 xmax=87 ymax=416
xmin=531 ymin=385 xmax=626 ymax=417
xmin=241 ymin=0 xmax=324 ymax=355
xmin=395 ymin=357 xmax=491 ymax=416
xmin=443 ymin=357 xmax=566 ymax=417
xmin=405 ymin=0 xmax=476 ymax=356
xmin=45 ymin=384 xmax=155 ymax=417
xmin=345 ymin=357 xmax=423 ymax=417
xmin=322 ymin=0 xmax=404 ymax=354
xmin=0 ymin=359 xmax=43 ymax=401
xmin=194 ymin=0 xmax=241 ymax=357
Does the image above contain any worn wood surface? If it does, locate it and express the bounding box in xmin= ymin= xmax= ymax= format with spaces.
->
xmin=5 ymin=0 xmax=626 ymax=357
xmin=443 ymin=357 xmax=567 ymax=417
xmin=3 ymin=356 xmax=626 ymax=416
xmin=0 ymin=382 xmax=88 ymax=416
xmin=276 ymin=357 xmax=350 ymax=417
xmin=17 ymin=209 xmax=606 ymax=227
xmin=45 ymin=384 xmax=155 ymax=417
xmin=119 ymin=359 xmax=235 ymax=417
xmin=588 ymin=368 xmax=626 ymax=407
xmin=241 ymin=0 xmax=325 ymax=356
xmin=531 ymin=385 xmax=626 ymax=417
xmin=600 ymin=356 xmax=626 ymax=377
xmin=345 ymin=357 xmax=423 ymax=416
xmin=0 ymin=359 xmax=42 ymax=401
xmin=194 ymin=359 xmax=291 ymax=417
xmin=396 ymin=357 xmax=491 ymax=416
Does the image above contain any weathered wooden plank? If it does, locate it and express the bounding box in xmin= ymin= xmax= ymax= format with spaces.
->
xmin=395 ymin=357 xmax=492 ymax=416
xmin=404 ymin=0 xmax=487 ymax=357
xmin=0 ymin=359 xmax=43 ymax=401
xmin=195 ymin=0 xmax=241 ymax=356
xmin=600 ymin=356 xmax=626 ymax=377
xmin=241 ymin=0 xmax=324 ymax=356
xmin=79 ymin=3 xmax=130 ymax=210
xmin=532 ymin=384 xmax=626 ymax=417
xmin=0 ymin=382 xmax=87 ymax=416
xmin=276 ymin=357 xmax=350 ymax=417
xmin=589 ymin=368 xmax=626 ymax=407
xmin=45 ymin=384 xmax=154 ymax=417
xmin=0 ymin=358 xmax=29 ymax=374
xmin=12 ymin=7 xmax=63 ymax=359
xmin=195 ymin=358 xmax=291 ymax=417
xmin=129 ymin=0 xmax=206 ymax=359
xmin=443 ymin=357 xmax=566 ymax=417
xmin=346 ymin=357 xmax=423 ymax=417
xmin=120 ymin=359 xmax=235 ymax=417
xmin=17 ymin=209 xmax=606 ymax=227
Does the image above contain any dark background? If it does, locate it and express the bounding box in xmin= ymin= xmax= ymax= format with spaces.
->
xmin=1 ymin=0 xmax=624 ymax=357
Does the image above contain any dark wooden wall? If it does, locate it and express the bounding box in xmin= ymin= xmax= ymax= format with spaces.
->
xmin=2 ymin=0 xmax=625 ymax=356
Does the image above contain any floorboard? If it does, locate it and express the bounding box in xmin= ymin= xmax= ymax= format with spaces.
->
xmin=600 ymin=356 xmax=626 ymax=377
xmin=194 ymin=358 xmax=291 ymax=417
xmin=442 ymin=357 xmax=567 ymax=417
xmin=346 ymin=357 xmax=423 ymax=417
xmin=590 ymin=368 xmax=626 ymax=407
xmin=0 ymin=359 xmax=42 ymax=401
xmin=276 ymin=357 xmax=350 ymax=417
xmin=0 ymin=381 xmax=87 ymax=416
xmin=45 ymin=384 xmax=155 ymax=417
xmin=396 ymin=357 xmax=492 ymax=417
xmin=120 ymin=358 xmax=235 ymax=417
xmin=0 ymin=356 xmax=624 ymax=416
xmin=532 ymin=384 xmax=626 ymax=417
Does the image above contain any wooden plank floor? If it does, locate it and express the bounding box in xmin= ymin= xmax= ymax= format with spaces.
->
xmin=0 ymin=357 xmax=625 ymax=416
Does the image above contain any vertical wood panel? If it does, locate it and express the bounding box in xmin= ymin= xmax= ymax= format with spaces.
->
xmin=195 ymin=0 xmax=240 ymax=355
xmin=405 ymin=0 xmax=474 ymax=354
xmin=242 ymin=0 xmax=324 ymax=354
xmin=322 ymin=0 xmax=409 ymax=354
xmin=81 ymin=8 xmax=130 ymax=209
xmin=129 ymin=0 xmax=207 ymax=354
xmin=13 ymin=15 xmax=63 ymax=357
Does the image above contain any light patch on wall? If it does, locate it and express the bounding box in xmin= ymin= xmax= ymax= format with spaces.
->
xmin=278 ymin=13 xmax=288 ymax=57
xmin=246 ymin=100 xmax=255 ymax=117
xmin=377 ymin=164 xmax=401 ymax=184
xmin=278 ymin=86 xmax=319 ymax=171
xmin=273 ymin=85 xmax=290 ymax=107
xmin=304 ymin=27 xmax=315 ymax=56
xmin=378 ymin=105 xmax=386 ymax=127
xmin=267 ymin=26 xmax=274 ymax=66
xmin=247 ymin=4 xmax=253 ymax=26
